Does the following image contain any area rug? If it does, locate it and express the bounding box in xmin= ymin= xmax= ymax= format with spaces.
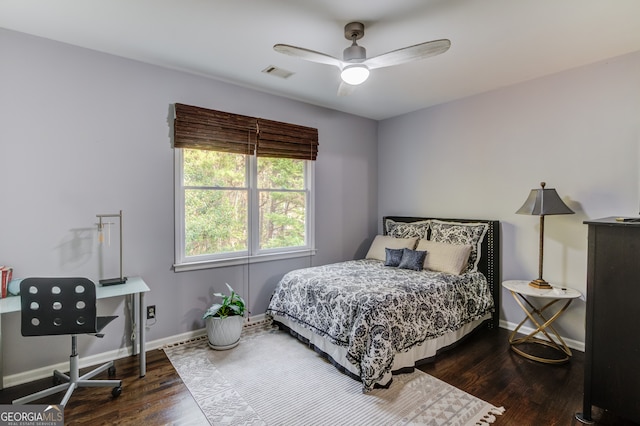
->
xmin=164 ymin=321 xmax=504 ymax=426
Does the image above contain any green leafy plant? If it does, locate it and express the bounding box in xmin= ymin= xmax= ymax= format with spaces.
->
xmin=202 ymin=283 xmax=246 ymax=319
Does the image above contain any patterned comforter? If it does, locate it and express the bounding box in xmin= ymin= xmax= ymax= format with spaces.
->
xmin=266 ymin=259 xmax=494 ymax=392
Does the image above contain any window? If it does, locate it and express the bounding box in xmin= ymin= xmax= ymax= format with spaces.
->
xmin=257 ymin=156 xmax=308 ymax=250
xmin=172 ymin=104 xmax=317 ymax=271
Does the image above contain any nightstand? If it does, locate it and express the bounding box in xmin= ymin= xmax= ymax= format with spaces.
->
xmin=502 ymin=280 xmax=581 ymax=364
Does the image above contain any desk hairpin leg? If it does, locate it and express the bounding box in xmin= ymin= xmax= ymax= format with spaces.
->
xmin=129 ymin=294 xmax=137 ymax=358
xmin=128 ymin=292 xmax=146 ymax=377
xmin=139 ymin=291 xmax=146 ymax=377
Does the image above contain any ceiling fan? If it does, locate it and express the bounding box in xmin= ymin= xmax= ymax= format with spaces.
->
xmin=274 ymin=22 xmax=451 ymax=96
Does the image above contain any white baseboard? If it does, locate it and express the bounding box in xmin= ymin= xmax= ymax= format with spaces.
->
xmin=3 ymin=313 xmax=270 ymax=389
xmin=499 ymin=319 xmax=585 ymax=352
xmin=4 ymin=345 xmax=140 ymax=389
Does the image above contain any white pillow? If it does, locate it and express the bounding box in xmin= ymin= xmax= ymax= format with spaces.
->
xmin=365 ymin=235 xmax=418 ymax=261
xmin=416 ymin=239 xmax=472 ymax=275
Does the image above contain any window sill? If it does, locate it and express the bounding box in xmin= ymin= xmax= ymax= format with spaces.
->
xmin=173 ymin=248 xmax=317 ymax=272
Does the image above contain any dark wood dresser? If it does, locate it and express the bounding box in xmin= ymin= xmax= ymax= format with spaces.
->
xmin=577 ymin=217 xmax=640 ymax=423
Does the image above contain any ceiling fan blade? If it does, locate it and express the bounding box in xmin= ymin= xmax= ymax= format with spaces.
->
xmin=273 ymin=44 xmax=343 ymax=68
xmin=337 ymin=81 xmax=357 ymax=97
xmin=364 ymin=39 xmax=451 ymax=70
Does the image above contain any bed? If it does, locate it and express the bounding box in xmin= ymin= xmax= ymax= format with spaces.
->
xmin=266 ymin=216 xmax=500 ymax=392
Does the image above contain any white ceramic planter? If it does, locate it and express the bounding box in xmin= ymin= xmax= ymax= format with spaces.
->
xmin=205 ymin=315 xmax=244 ymax=350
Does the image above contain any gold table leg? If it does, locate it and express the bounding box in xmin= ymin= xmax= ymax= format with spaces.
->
xmin=508 ymin=291 xmax=573 ymax=364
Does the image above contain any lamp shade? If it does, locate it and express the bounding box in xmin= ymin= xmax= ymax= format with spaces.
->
xmin=516 ymin=182 xmax=574 ymax=216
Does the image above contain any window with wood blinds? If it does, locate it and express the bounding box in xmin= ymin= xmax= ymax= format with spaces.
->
xmin=172 ymin=103 xmax=317 ymax=271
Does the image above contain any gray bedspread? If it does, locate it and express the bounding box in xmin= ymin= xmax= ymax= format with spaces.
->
xmin=266 ymin=259 xmax=494 ymax=392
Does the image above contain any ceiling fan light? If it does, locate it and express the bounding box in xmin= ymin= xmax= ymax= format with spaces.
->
xmin=341 ymin=65 xmax=370 ymax=85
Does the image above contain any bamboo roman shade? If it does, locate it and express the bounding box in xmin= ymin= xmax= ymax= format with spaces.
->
xmin=257 ymin=118 xmax=318 ymax=160
xmin=173 ymin=103 xmax=318 ymax=160
xmin=173 ymin=103 xmax=257 ymax=155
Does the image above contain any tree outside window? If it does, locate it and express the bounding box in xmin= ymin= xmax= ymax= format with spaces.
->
xmin=177 ymin=149 xmax=313 ymax=268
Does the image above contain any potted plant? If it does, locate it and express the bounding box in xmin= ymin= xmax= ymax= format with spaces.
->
xmin=203 ymin=283 xmax=246 ymax=350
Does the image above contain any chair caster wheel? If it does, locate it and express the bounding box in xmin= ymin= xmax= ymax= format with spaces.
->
xmin=112 ymin=386 xmax=122 ymax=398
xmin=108 ymin=366 xmax=116 ymax=377
xmin=53 ymin=375 xmax=62 ymax=385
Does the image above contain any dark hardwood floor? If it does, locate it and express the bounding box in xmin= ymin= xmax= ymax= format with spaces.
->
xmin=0 ymin=327 xmax=637 ymax=425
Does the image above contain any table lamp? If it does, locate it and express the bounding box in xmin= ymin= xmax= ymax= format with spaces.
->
xmin=516 ymin=182 xmax=574 ymax=289
xmin=96 ymin=210 xmax=127 ymax=286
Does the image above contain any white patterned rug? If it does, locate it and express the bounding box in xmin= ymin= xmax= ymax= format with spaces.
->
xmin=164 ymin=322 xmax=504 ymax=426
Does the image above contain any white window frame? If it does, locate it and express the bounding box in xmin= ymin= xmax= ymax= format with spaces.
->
xmin=173 ymin=149 xmax=315 ymax=272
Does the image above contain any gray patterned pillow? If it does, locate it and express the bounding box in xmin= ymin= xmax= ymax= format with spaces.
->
xmin=429 ymin=220 xmax=489 ymax=273
xmin=384 ymin=247 xmax=404 ymax=267
xmin=385 ymin=219 xmax=430 ymax=239
xmin=398 ymin=248 xmax=427 ymax=271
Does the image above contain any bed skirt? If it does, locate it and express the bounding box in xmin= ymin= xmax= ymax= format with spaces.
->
xmin=271 ymin=312 xmax=492 ymax=389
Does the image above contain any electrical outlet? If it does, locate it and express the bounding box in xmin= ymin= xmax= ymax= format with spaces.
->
xmin=147 ymin=305 xmax=156 ymax=319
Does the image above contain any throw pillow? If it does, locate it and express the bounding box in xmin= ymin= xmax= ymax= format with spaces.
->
xmin=398 ymin=248 xmax=427 ymax=271
xmin=384 ymin=247 xmax=404 ymax=267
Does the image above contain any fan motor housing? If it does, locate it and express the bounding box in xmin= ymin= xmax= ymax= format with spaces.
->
xmin=343 ymin=44 xmax=366 ymax=62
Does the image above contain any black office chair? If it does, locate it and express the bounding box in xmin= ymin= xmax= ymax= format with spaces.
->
xmin=13 ymin=277 xmax=123 ymax=406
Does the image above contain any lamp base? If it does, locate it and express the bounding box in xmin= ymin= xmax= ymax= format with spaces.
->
xmin=100 ymin=277 xmax=128 ymax=286
xmin=529 ymin=279 xmax=552 ymax=289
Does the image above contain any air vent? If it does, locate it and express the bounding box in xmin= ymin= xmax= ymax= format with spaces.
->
xmin=262 ymin=65 xmax=294 ymax=79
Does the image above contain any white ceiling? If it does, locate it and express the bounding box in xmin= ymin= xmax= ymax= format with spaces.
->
xmin=2 ymin=0 xmax=640 ymax=120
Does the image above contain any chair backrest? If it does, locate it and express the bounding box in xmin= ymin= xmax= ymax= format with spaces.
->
xmin=20 ymin=277 xmax=98 ymax=336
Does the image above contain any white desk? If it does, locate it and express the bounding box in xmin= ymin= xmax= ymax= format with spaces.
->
xmin=0 ymin=276 xmax=150 ymax=389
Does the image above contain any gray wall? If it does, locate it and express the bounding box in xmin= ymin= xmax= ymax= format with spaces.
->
xmin=378 ymin=51 xmax=640 ymax=345
xmin=0 ymin=29 xmax=378 ymax=377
